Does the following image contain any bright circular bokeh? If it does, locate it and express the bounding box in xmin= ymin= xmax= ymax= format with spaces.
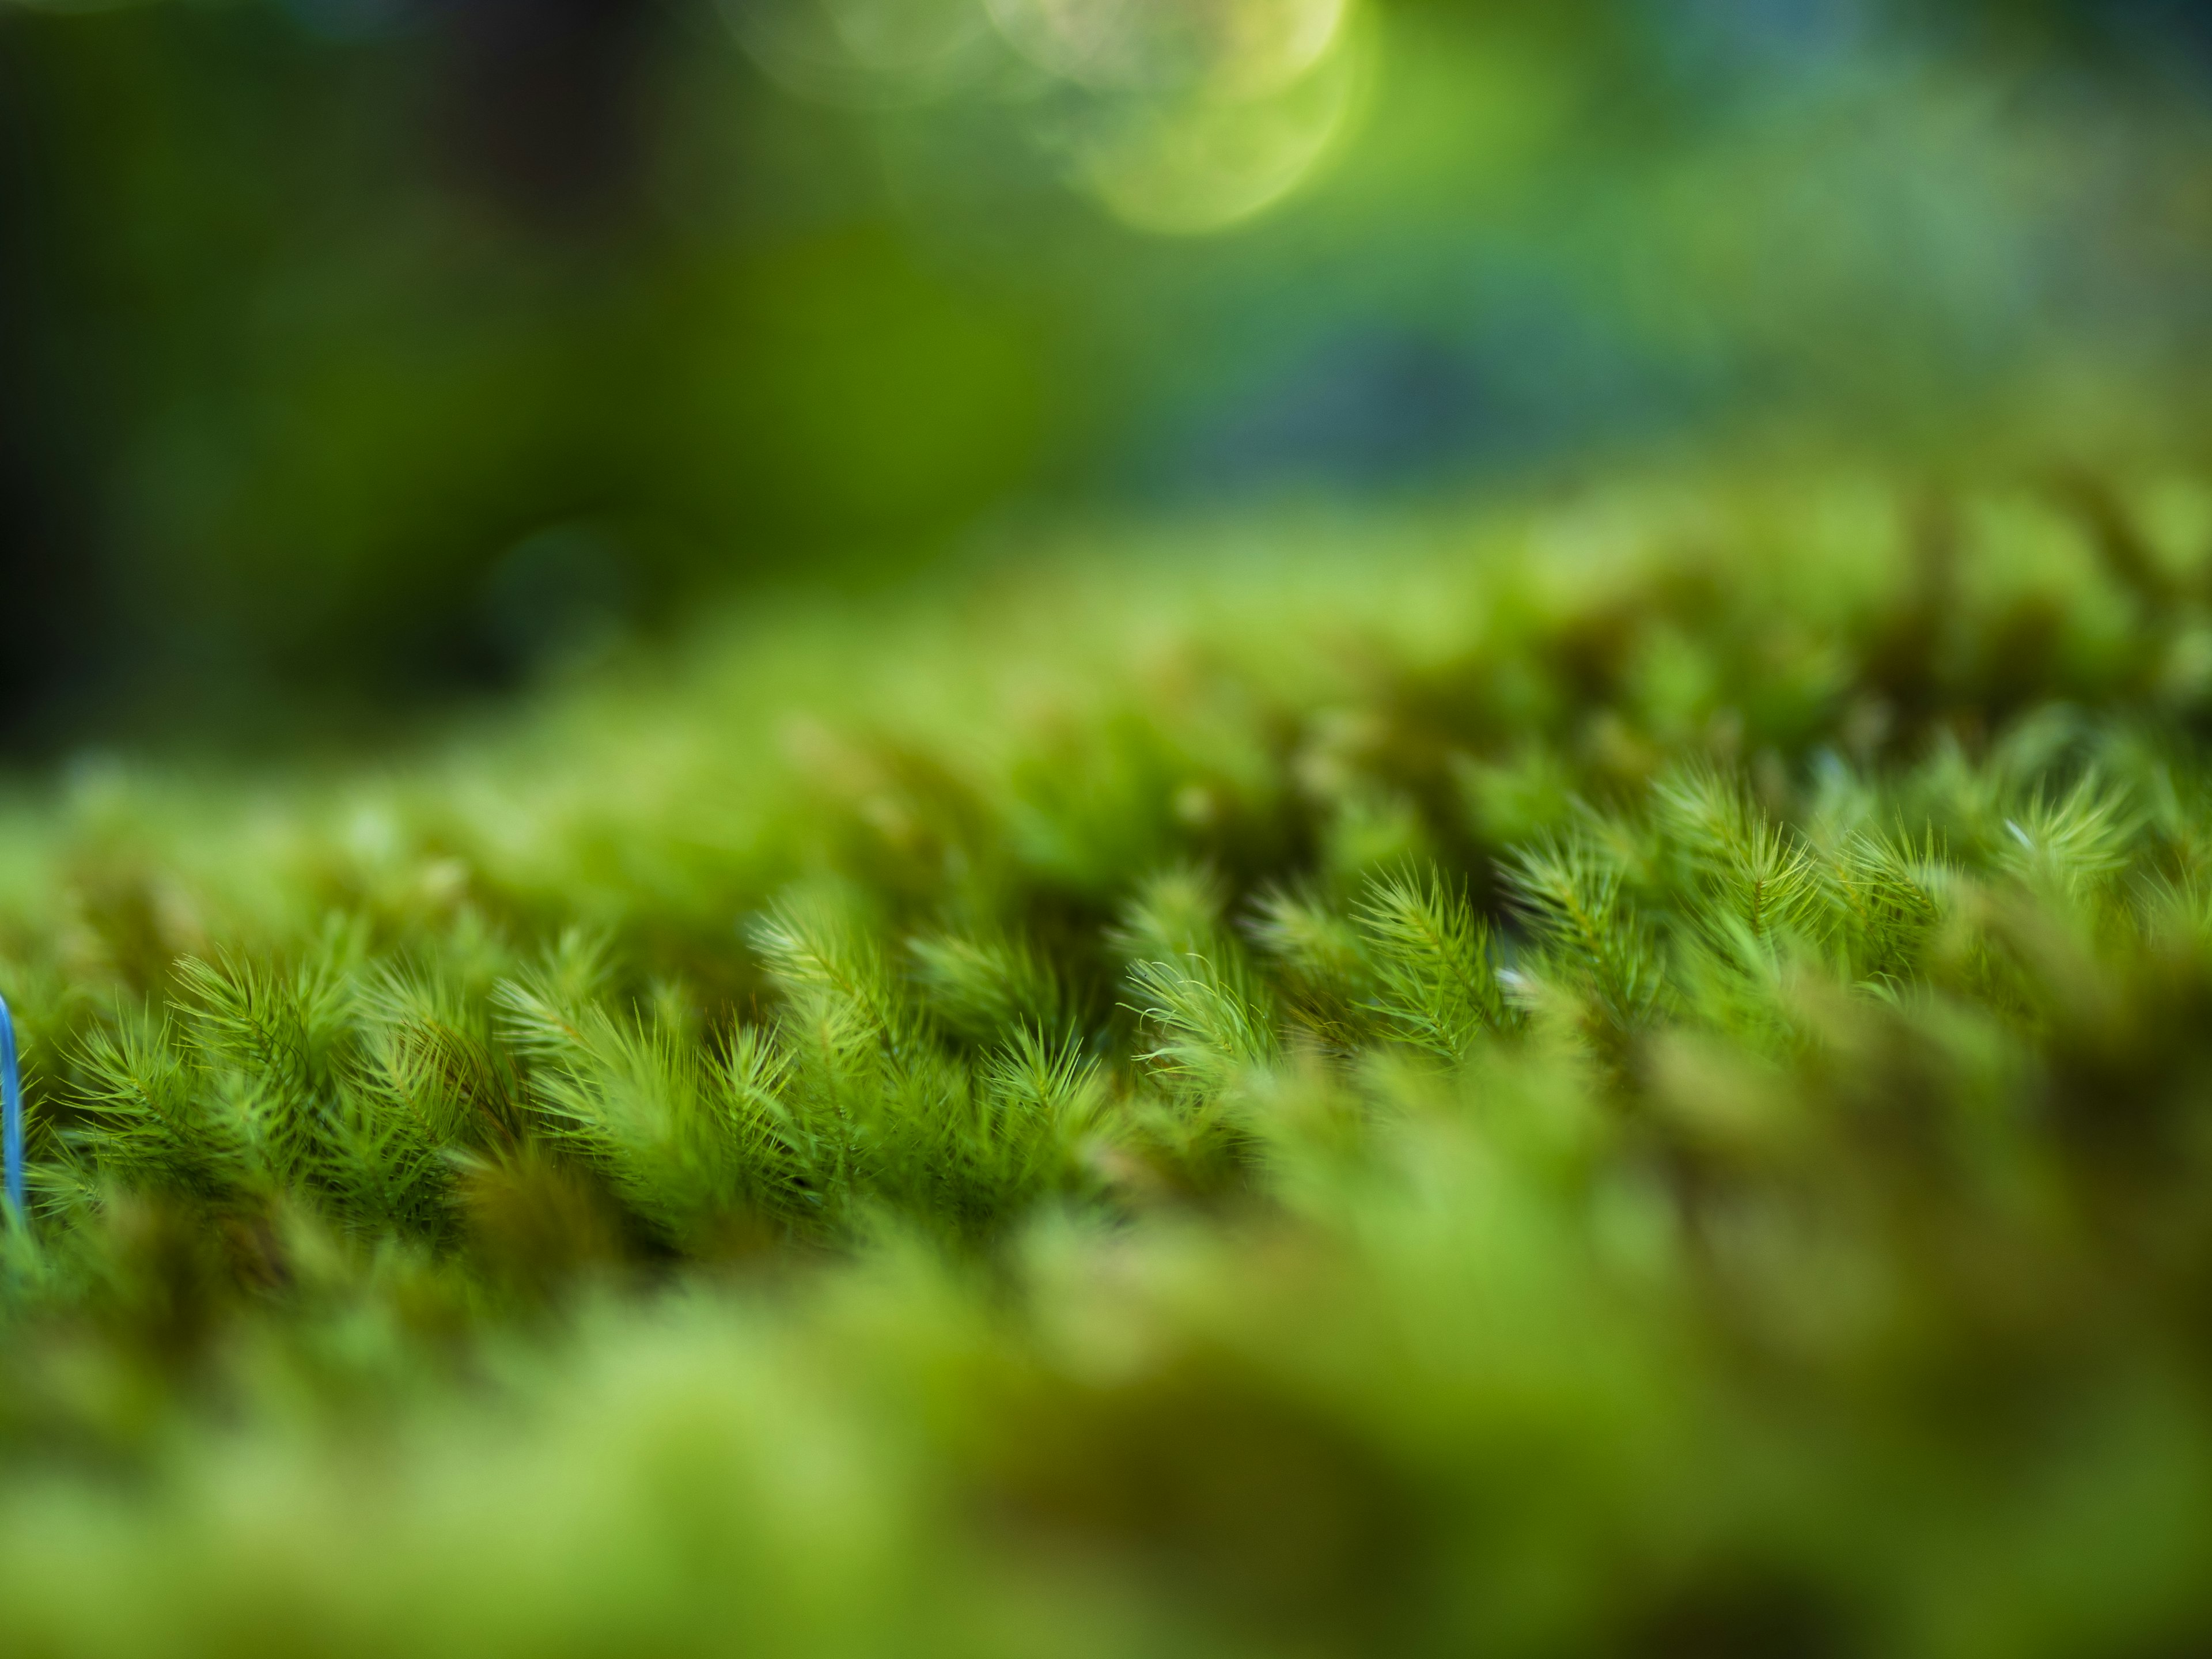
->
xmin=725 ymin=0 xmax=1371 ymax=234
xmin=1070 ymin=2 xmax=1372 ymax=236
xmin=985 ymin=0 xmax=1350 ymax=99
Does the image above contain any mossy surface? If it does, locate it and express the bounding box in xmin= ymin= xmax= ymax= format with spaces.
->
xmin=8 ymin=472 xmax=2212 ymax=1654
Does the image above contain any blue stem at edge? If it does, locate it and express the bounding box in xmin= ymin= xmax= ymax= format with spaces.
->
xmin=2 ymin=991 xmax=20 ymax=1220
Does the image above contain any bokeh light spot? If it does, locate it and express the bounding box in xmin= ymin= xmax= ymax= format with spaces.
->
xmin=1073 ymin=8 xmax=1371 ymax=236
xmin=987 ymin=0 xmax=1350 ymax=97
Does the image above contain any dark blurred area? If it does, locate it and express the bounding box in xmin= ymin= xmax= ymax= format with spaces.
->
xmin=2 ymin=0 xmax=2210 ymax=751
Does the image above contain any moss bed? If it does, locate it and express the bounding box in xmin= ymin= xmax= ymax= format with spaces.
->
xmin=7 ymin=471 xmax=2212 ymax=1655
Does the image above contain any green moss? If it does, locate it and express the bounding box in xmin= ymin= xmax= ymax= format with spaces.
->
xmin=7 ymin=471 xmax=2212 ymax=1654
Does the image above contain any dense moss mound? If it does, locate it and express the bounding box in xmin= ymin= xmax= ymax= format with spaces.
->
xmin=7 ymin=471 xmax=2212 ymax=1655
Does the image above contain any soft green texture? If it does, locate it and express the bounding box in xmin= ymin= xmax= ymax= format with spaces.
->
xmin=7 ymin=471 xmax=2212 ymax=1655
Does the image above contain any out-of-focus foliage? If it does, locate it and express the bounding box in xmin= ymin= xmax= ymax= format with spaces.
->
xmin=4 ymin=0 xmax=2212 ymax=740
xmin=7 ymin=466 xmax=2212 ymax=1651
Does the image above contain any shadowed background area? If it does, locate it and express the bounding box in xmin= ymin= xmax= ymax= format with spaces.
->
xmin=2 ymin=0 xmax=2209 ymax=748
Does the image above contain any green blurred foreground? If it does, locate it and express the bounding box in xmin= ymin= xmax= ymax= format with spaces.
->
xmin=9 ymin=470 xmax=2212 ymax=1654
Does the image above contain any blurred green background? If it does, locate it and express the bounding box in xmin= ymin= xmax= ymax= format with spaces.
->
xmin=2 ymin=0 xmax=2210 ymax=748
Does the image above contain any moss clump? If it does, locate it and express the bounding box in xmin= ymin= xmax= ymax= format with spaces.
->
xmin=7 ymin=471 xmax=2212 ymax=1654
